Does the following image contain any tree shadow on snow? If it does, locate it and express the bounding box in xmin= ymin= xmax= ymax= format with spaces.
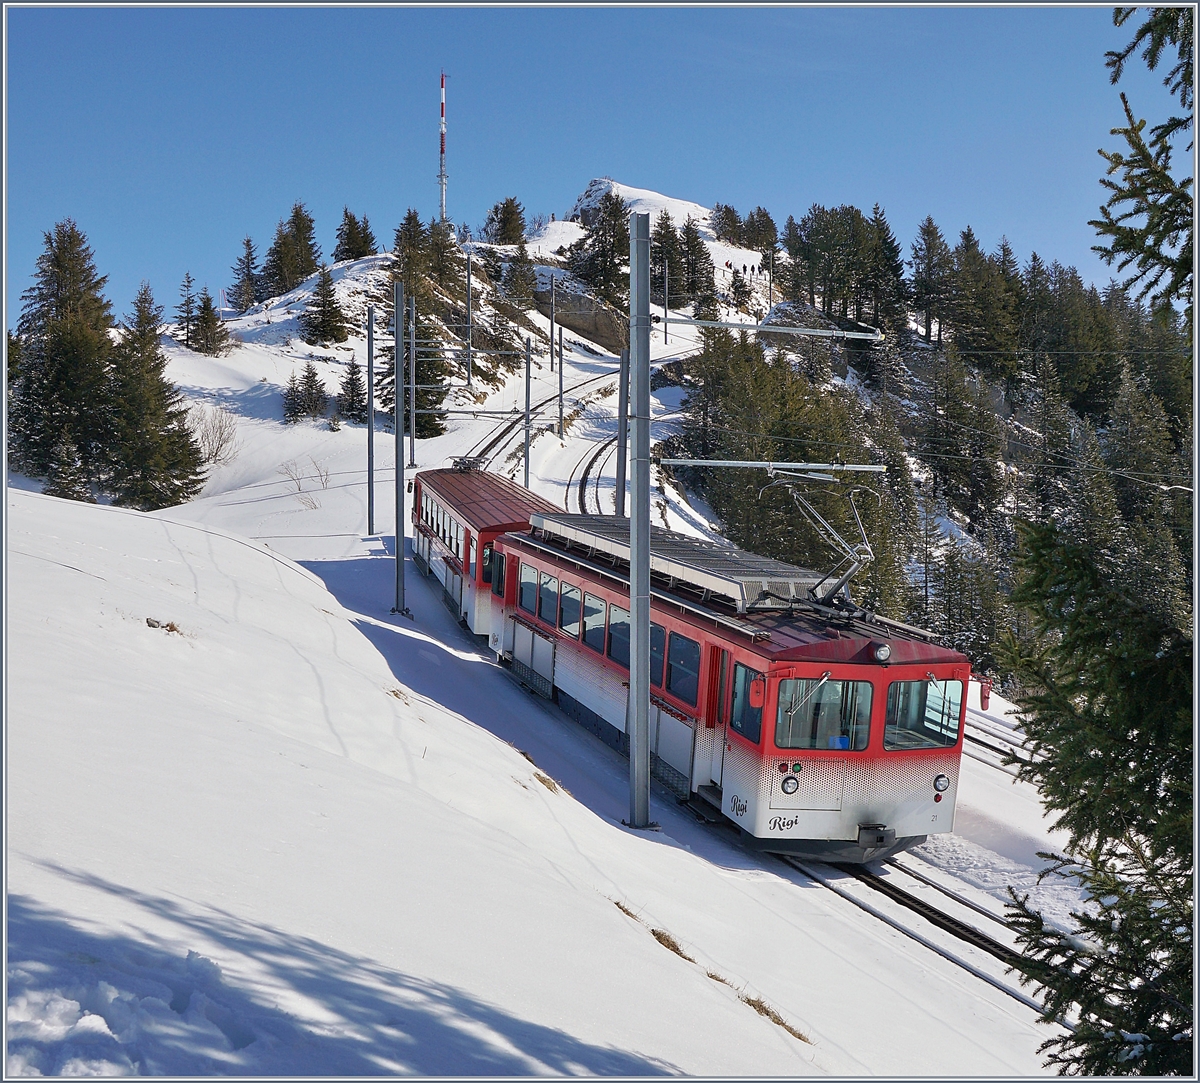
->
xmin=8 ymin=868 xmax=677 ymax=1077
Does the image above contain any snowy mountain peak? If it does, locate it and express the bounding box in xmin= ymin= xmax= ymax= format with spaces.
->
xmin=570 ymin=178 xmax=712 ymax=234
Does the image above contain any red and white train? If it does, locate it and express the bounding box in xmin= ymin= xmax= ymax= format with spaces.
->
xmin=412 ymin=466 xmax=970 ymax=862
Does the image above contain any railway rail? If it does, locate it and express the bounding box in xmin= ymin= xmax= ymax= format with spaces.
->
xmin=782 ymin=855 xmax=1068 ymax=1025
xmin=460 ymin=369 xmax=620 ymax=468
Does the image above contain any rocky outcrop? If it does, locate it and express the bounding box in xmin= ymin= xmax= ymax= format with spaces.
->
xmin=533 ymin=287 xmax=628 ymax=355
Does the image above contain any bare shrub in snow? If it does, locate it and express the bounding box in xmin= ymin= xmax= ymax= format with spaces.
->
xmin=278 ymin=459 xmax=305 ymax=492
xmin=189 ymin=404 xmax=241 ymax=466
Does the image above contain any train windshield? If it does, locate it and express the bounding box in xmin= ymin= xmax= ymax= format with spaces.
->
xmin=775 ymin=677 xmax=872 ymax=751
xmin=883 ymin=678 xmax=963 ymax=750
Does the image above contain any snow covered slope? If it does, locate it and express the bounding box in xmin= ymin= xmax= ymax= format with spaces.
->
xmin=8 ymin=487 xmax=1064 ymax=1075
xmin=8 ymin=183 xmax=1081 ymax=1074
xmin=571 ymin=177 xmax=774 ymax=279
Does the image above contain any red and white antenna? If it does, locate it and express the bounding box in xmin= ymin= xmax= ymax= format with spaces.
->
xmin=437 ymin=70 xmax=448 ymax=222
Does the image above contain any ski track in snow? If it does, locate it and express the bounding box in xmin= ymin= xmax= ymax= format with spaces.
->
xmin=7 ymin=182 xmax=1082 ymax=1077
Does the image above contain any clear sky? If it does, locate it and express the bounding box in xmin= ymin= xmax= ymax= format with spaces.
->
xmin=4 ymin=5 xmax=1178 ymax=325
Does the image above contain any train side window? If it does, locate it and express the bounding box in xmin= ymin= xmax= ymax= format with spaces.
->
xmin=776 ymin=678 xmax=872 ymax=751
xmin=538 ymin=573 xmax=559 ymax=624
xmin=607 ymin=606 xmax=630 ymax=668
xmin=518 ymin=562 xmax=538 ymax=613
xmin=730 ymin=663 xmax=763 ymax=744
xmin=559 ymin=585 xmax=581 ymax=638
xmin=490 ymin=552 xmax=505 ymax=596
xmin=482 ymin=544 xmax=494 ymax=584
xmin=884 ymin=678 xmax=963 ymax=750
xmin=582 ymin=594 xmax=606 ymax=653
xmin=650 ymin=623 xmax=666 ymax=687
xmin=666 ymin=632 xmax=701 ymax=706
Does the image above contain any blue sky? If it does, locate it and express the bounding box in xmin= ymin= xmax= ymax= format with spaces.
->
xmin=5 ymin=6 xmax=1178 ymax=324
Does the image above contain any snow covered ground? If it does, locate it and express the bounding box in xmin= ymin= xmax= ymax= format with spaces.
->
xmin=7 ymin=183 xmax=1083 ymax=1075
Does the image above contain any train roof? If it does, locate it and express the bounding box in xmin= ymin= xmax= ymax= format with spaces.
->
xmin=530 ymin=513 xmax=825 ymax=614
xmin=508 ymin=513 xmax=967 ymax=668
xmin=415 ymin=469 xmax=558 ymax=532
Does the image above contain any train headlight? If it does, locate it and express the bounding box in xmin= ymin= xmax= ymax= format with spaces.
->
xmin=933 ymin=773 xmax=950 ymax=792
xmin=873 ymin=642 xmax=891 ymax=663
xmin=781 ymin=776 xmax=799 ymax=795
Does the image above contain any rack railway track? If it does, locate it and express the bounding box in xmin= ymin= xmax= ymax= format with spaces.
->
xmin=781 ymin=855 xmax=1067 ymax=1025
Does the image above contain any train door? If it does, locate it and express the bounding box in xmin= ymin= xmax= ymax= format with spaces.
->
xmin=706 ymin=647 xmax=731 ymax=787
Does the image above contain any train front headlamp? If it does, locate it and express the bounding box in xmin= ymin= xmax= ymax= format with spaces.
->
xmin=781 ymin=776 xmax=799 ymax=795
xmin=933 ymin=773 xmax=950 ymax=792
xmin=873 ymin=642 xmax=891 ymax=663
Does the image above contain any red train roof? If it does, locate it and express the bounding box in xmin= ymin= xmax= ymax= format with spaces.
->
xmin=415 ymin=469 xmax=557 ymax=533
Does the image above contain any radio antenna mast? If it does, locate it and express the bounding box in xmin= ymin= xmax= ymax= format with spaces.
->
xmin=438 ymin=71 xmax=448 ymax=222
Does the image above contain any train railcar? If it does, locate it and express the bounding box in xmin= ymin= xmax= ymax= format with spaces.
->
xmin=489 ymin=509 xmax=972 ymax=863
xmin=411 ymin=467 xmax=557 ymax=638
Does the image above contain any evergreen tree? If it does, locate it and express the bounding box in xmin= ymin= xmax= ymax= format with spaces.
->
xmin=261 ymin=202 xmax=320 ymax=296
xmin=742 ymin=206 xmax=778 ymax=259
xmin=300 ymin=264 xmax=348 ymax=344
xmin=1091 ymin=7 xmax=1193 ymax=328
xmin=781 ymin=212 xmax=816 ymax=307
xmin=999 ymin=522 xmax=1192 ymax=1075
xmin=427 ymin=216 xmax=464 ymax=290
xmin=864 ymin=204 xmax=907 ymax=333
xmin=996 ymin=23 xmax=1198 ymax=1048
xmin=282 ymin=370 xmax=303 ymax=424
xmin=175 ymin=272 xmax=197 ymax=348
xmin=502 ymin=241 xmax=538 ymax=310
xmin=393 ymin=209 xmax=429 ymax=293
xmin=709 ymin=203 xmax=742 ymax=243
xmin=287 ymin=201 xmax=321 ymax=272
xmin=651 ymin=210 xmax=684 ymax=308
xmin=909 ymin=216 xmax=954 ymax=343
xmin=13 ymin=219 xmax=115 ymax=480
xmin=43 ymin=430 xmax=94 ymax=501
xmin=679 ymin=216 xmax=716 ymax=304
xmin=7 ymin=329 xmax=22 ymax=390
xmin=332 ymin=207 xmax=378 ymax=262
xmin=482 ymin=197 xmax=526 ymax=244
xmin=338 ymin=357 xmax=368 ymax=423
xmin=109 ymin=282 xmax=206 ymax=509
xmin=729 ymin=269 xmax=751 ymax=308
xmin=191 ymin=287 xmax=231 ymax=357
xmin=299 ymin=360 xmax=327 ymax=419
xmin=567 ymin=189 xmax=630 ymax=309
xmin=229 ymin=236 xmax=261 ymax=313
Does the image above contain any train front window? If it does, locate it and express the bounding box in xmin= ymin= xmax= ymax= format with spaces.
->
xmin=482 ymin=544 xmax=493 ymax=584
xmin=538 ymin=574 xmax=559 ymax=624
xmin=518 ymin=563 xmax=538 ymax=613
xmin=884 ymin=678 xmax=963 ymax=750
xmin=582 ymin=594 xmax=606 ymax=652
xmin=607 ymin=606 xmax=630 ymax=668
xmin=559 ymin=585 xmax=581 ymax=637
xmin=490 ymin=552 xmax=505 ymax=596
xmin=666 ymin=632 xmax=700 ymax=706
xmin=775 ymin=678 xmax=872 ymax=751
xmin=730 ymin=663 xmax=763 ymax=744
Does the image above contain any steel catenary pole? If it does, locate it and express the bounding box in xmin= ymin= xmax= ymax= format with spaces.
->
xmin=408 ymin=295 xmax=417 ymax=467
xmin=614 ymin=347 xmax=629 ymax=517
xmin=466 ymin=250 xmax=473 ymax=390
xmin=367 ymin=304 xmax=375 ymax=536
xmin=523 ymin=337 xmax=532 ymax=488
xmin=628 ymin=212 xmax=652 ymax=829
xmin=392 ymin=280 xmax=407 ymax=616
